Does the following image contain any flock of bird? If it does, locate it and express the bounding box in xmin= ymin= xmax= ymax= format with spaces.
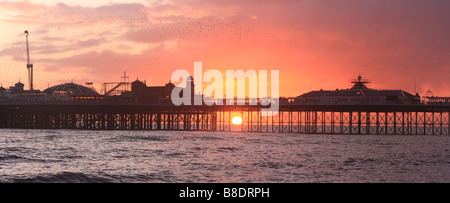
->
xmin=32 ymin=4 xmax=258 ymax=46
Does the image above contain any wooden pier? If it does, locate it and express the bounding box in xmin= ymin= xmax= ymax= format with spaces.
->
xmin=0 ymin=104 xmax=449 ymax=135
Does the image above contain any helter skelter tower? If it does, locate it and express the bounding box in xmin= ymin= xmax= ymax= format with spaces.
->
xmin=25 ymin=30 xmax=34 ymax=90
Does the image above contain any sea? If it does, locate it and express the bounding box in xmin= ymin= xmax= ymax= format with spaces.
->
xmin=1 ymin=129 xmax=450 ymax=183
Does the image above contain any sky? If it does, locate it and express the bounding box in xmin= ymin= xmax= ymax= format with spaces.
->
xmin=0 ymin=0 xmax=450 ymax=97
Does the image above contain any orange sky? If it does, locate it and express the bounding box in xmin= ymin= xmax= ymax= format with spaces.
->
xmin=1 ymin=0 xmax=450 ymax=97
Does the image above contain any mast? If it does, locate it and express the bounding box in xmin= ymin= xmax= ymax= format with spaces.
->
xmin=25 ymin=30 xmax=33 ymax=90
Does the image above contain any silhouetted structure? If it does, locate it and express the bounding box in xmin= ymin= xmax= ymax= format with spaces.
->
xmin=44 ymin=82 xmax=101 ymax=101
xmin=1 ymin=74 xmax=450 ymax=135
xmin=423 ymin=96 xmax=450 ymax=105
xmin=25 ymin=30 xmax=34 ymax=91
xmin=294 ymin=75 xmax=420 ymax=105
xmin=103 ymin=72 xmax=131 ymax=96
xmin=0 ymin=81 xmax=46 ymax=102
xmin=131 ymin=79 xmax=175 ymax=103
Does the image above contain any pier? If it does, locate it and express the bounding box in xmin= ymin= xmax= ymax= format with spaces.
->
xmin=1 ymin=73 xmax=450 ymax=135
xmin=1 ymin=103 xmax=449 ymax=135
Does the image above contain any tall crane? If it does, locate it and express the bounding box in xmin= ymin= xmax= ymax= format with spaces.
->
xmin=24 ymin=30 xmax=33 ymax=90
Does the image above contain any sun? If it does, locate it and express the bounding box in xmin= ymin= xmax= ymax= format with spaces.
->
xmin=232 ymin=116 xmax=243 ymax=125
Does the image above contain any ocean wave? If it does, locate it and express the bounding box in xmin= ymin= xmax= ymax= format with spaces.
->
xmin=12 ymin=172 xmax=114 ymax=183
xmin=0 ymin=154 xmax=60 ymax=163
xmin=343 ymin=157 xmax=379 ymax=165
xmin=117 ymin=135 xmax=168 ymax=142
xmin=10 ymin=171 xmax=185 ymax=183
xmin=254 ymin=161 xmax=286 ymax=169
xmin=0 ymin=155 xmax=23 ymax=161
xmin=165 ymin=152 xmax=186 ymax=157
xmin=217 ymin=147 xmax=241 ymax=152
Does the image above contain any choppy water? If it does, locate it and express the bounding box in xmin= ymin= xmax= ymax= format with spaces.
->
xmin=1 ymin=129 xmax=450 ymax=183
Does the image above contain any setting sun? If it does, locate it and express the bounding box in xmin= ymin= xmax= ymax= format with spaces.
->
xmin=231 ymin=116 xmax=243 ymax=125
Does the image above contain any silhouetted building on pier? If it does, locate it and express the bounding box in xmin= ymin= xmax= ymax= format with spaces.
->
xmin=131 ymin=79 xmax=175 ymax=103
xmin=0 ymin=81 xmax=47 ymax=102
xmin=43 ymin=82 xmax=101 ymax=101
xmin=129 ymin=76 xmax=206 ymax=104
xmin=293 ymin=75 xmax=421 ymax=105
